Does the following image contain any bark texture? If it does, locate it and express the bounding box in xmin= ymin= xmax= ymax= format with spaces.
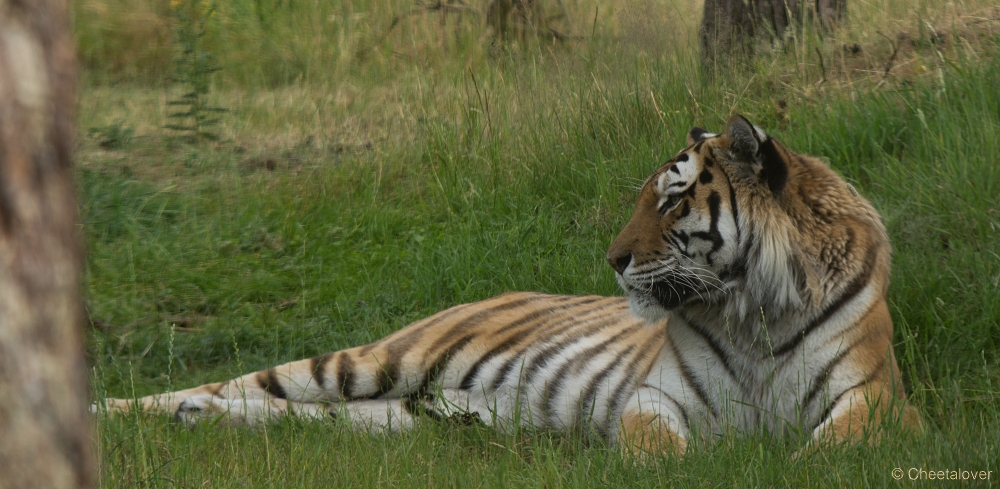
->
xmin=700 ymin=0 xmax=755 ymax=63
xmin=701 ymin=0 xmax=848 ymax=62
xmin=0 ymin=1 xmax=93 ymax=488
xmin=487 ymin=0 xmax=539 ymax=42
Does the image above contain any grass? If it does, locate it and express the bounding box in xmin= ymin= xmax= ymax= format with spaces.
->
xmin=78 ymin=0 xmax=1000 ymax=486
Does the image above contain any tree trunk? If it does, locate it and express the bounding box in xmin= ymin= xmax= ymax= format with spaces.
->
xmin=700 ymin=0 xmax=848 ymax=61
xmin=487 ymin=0 xmax=539 ymax=43
xmin=700 ymin=0 xmax=755 ymax=63
xmin=0 ymin=1 xmax=94 ymax=488
xmin=754 ymin=0 xmax=797 ymax=39
xmin=816 ymin=0 xmax=847 ymax=29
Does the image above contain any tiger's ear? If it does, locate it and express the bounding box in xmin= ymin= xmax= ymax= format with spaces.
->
xmin=726 ymin=115 xmax=763 ymax=159
xmin=726 ymin=114 xmax=788 ymax=194
xmin=687 ymin=127 xmax=715 ymax=145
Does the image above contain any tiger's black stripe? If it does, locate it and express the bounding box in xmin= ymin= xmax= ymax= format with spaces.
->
xmin=767 ymin=303 xmax=872 ymax=389
xmin=425 ymin=294 xmax=558 ymax=353
xmin=337 ymin=353 xmax=356 ymax=400
xmin=375 ymin=324 xmax=445 ymax=398
xmin=669 ymin=339 xmax=719 ymax=419
xmin=803 ymin=325 xmax=886 ymax=409
xmin=719 ymin=252 xmax=747 ymax=281
xmin=457 ymin=297 xmax=606 ymax=390
xmin=209 ymin=382 xmax=226 ymax=397
xmin=356 ymin=302 xmax=472 ymax=355
xmin=606 ymin=333 xmax=666 ymax=425
xmin=579 ymin=344 xmax=635 ymax=417
xmin=459 ymin=333 xmax=524 ymax=391
xmin=256 ymin=369 xmax=287 ymax=400
xmin=374 ymin=361 xmax=398 ymax=397
xmin=311 ymin=353 xmax=334 ymax=389
xmin=689 ymin=191 xmax=724 ymax=266
xmin=489 ymin=302 xmax=628 ymax=390
xmin=485 ymin=302 xmax=618 ymax=390
xmin=416 ymin=334 xmax=477 ymax=395
xmin=727 ymin=175 xmax=740 ymax=244
xmin=640 ymin=382 xmax=691 ymax=433
xmin=813 ymin=357 xmax=886 ymax=431
xmin=492 ymin=295 xmax=605 ymax=337
xmin=660 ymin=231 xmax=690 ymax=252
xmin=678 ymin=312 xmax=740 ymax=385
xmin=542 ymin=325 xmax=644 ymax=424
xmin=403 ymin=395 xmax=445 ymax=422
xmin=771 ymin=243 xmax=879 ymax=357
xmin=802 ymin=344 xmax=855 ymax=410
xmin=513 ymin=308 xmax=630 ymax=389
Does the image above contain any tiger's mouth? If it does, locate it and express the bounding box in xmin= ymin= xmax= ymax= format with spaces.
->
xmin=649 ymin=280 xmax=700 ymax=309
xmin=620 ymin=275 xmax=702 ymax=310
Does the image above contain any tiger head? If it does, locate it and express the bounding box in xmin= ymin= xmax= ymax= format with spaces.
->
xmin=607 ymin=115 xmax=890 ymax=322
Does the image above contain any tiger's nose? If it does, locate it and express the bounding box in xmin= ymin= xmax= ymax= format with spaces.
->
xmin=607 ymin=251 xmax=632 ymax=275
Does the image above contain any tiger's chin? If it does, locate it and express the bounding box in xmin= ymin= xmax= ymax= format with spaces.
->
xmin=620 ymin=279 xmax=702 ymax=322
xmin=626 ymin=294 xmax=673 ymax=322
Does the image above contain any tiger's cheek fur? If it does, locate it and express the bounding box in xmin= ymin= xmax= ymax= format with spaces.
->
xmin=659 ymin=163 xmax=741 ymax=272
xmin=610 ymin=147 xmax=742 ymax=317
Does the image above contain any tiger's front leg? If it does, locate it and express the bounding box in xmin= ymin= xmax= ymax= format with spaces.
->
xmin=614 ymin=384 xmax=689 ymax=458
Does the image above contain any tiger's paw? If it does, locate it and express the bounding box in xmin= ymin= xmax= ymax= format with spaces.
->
xmin=90 ymin=398 xmax=135 ymax=416
xmin=617 ymin=411 xmax=687 ymax=463
xmin=174 ymin=394 xmax=257 ymax=426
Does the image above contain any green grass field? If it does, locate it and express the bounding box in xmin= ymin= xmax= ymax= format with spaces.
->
xmin=79 ymin=0 xmax=999 ymax=486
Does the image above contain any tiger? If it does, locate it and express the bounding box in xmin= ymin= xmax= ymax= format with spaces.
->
xmin=98 ymin=115 xmax=921 ymax=456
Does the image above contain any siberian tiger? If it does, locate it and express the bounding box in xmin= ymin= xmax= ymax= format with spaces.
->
xmin=99 ymin=115 xmax=920 ymax=455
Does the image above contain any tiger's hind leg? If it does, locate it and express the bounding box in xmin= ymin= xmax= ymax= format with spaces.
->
xmin=95 ymin=349 xmax=420 ymax=425
xmin=172 ymin=395 xmax=331 ymax=426
xmin=94 ymin=296 xmax=511 ymax=420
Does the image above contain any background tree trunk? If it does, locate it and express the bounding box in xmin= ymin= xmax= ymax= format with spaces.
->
xmin=700 ymin=0 xmax=755 ymax=63
xmin=701 ymin=0 xmax=848 ymax=61
xmin=487 ymin=0 xmax=539 ymax=43
xmin=0 ymin=1 xmax=94 ymax=488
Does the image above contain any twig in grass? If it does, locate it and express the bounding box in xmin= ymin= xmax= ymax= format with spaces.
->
xmin=685 ymin=84 xmax=702 ymax=119
xmin=163 ymin=315 xmax=205 ymax=331
xmin=357 ymin=16 xmax=401 ymax=61
xmin=139 ymin=334 xmax=163 ymax=359
xmin=876 ymin=31 xmax=901 ymax=79
xmin=591 ymin=6 xmax=598 ymax=38
xmin=468 ymin=69 xmax=493 ymax=142
xmin=422 ymin=0 xmax=480 ymax=16
xmin=649 ymin=90 xmax=666 ymax=127
xmin=814 ymin=46 xmax=827 ymax=86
